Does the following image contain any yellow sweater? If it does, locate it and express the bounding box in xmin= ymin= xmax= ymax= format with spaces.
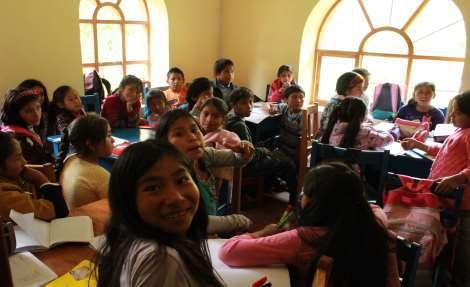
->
xmin=60 ymin=154 xmax=110 ymax=208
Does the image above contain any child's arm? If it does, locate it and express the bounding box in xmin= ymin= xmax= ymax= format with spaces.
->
xmin=0 ymin=187 xmax=55 ymax=221
xmin=366 ymin=128 xmax=394 ymax=149
xmin=203 ymin=144 xmax=254 ymax=167
xmin=101 ymin=99 xmax=122 ymax=128
xmin=400 ymin=138 xmax=442 ymax=156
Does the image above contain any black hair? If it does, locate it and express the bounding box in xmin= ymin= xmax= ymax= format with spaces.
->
xmin=336 ymin=72 xmax=364 ymax=96
xmin=408 ymin=82 xmax=436 ymax=106
xmin=185 ymin=77 xmax=212 ymax=110
xmin=167 ymin=67 xmax=185 ymax=79
xmin=282 ymin=84 xmax=305 ymax=99
xmin=352 ymin=68 xmax=370 ymax=79
xmin=48 ymin=85 xmax=75 ymax=130
xmin=321 ymin=97 xmax=366 ymax=148
xmin=229 ymin=87 xmax=254 ymax=107
xmin=118 ymin=75 xmax=143 ymax=94
xmin=298 ymin=162 xmax=389 ymax=286
xmin=154 ymin=109 xmax=202 ymax=142
xmin=1 ymin=87 xmax=41 ymax=128
xmin=146 ymin=89 xmax=167 ymax=107
xmin=0 ymin=132 xmax=15 ymax=169
xmin=200 ymin=97 xmax=228 ymax=117
xmin=96 ymin=140 xmax=223 ymax=287
xmin=18 ymin=79 xmax=50 ymax=112
xmin=277 ymin=64 xmax=293 ymax=77
xmin=214 ymin=58 xmax=234 ymax=74
xmin=454 ymin=90 xmax=470 ymax=117
xmin=55 ymin=114 xmax=109 ymax=179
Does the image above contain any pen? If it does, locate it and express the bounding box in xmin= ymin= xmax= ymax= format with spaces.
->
xmin=251 ymin=275 xmax=267 ymax=287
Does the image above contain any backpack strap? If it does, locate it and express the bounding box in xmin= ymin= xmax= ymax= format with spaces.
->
xmin=0 ymin=125 xmax=43 ymax=146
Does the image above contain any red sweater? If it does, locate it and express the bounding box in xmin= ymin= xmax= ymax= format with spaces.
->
xmin=101 ymin=93 xmax=141 ymax=128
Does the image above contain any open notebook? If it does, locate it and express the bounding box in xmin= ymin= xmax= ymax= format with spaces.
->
xmin=208 ymin=239 xmax=290 ymax=287
xmin=10 ymin=210 xmax=94 ymax=252
xmin=9 ymin=251 xmax=57 ymax=287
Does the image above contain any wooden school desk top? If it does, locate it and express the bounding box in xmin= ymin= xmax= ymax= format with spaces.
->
xmin=35 ymin=199 xmax=110 ymax=275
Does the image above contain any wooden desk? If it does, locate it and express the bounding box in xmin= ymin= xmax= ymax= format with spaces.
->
xmin=35 ymin=199 xmax=110 ymax=275
xmin=245 ymin=103 xmax=281 ymax=144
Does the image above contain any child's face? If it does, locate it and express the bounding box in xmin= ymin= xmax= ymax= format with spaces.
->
xmin=62 ymin=89 xmax=82 ymax=113
xmin=136 ymin=155 xmax=199 ymax=235
xmin=346 ymin=82 xmax=364 ymax=97
xmin=167 ymin=73 xmax=185 ymax=91
xmin=149 ymin=98 xmax=166 ymax=116
xmin=121 ymin=84 xmax=141 ymax=105
xmin=0 ymin=139 xmax=26 ymax=179
xmin=216 ymin=65 xmax=234 ymax=85
xmin=31 ymin=86 xmax=45 ymax=105
xmin=286 ymin=92 xmax=304 ymax=113
xmin=414 ymin=87 xmax=434 ymax=107
xmin=199 ymin=105 xmax=224 ymax=133
xmin=195 ymin=88 xmax=214 ymax=107
xmin=167 ymin=117 xmax=205 ymax=161
xmin=90 ymin=125 xmax=114 ymax=158
xmin=450 ymin=104 xmax=470 ymax=128
xmin=362 ymin=76 xmax=369 ymax=91
xmin=234 ymin=98 xmax=253 ymax=117
xmin=279 ymin=71 xmax=293 ymax=85
xmin=19 ymin=100 xmax=42 ymax=126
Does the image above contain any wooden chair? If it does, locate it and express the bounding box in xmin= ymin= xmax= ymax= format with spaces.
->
xmin=297 ymin=103 xmax=319 ymax=192
xmin=81 ymin=93 xmax=101 ymax=114
xmin=311 ymin=255 xmax=333 ymax=287
xmin=26 ymin=163 xmax=55 ymax=182
xmin=396 ymin=236 xmax=421 ymax=287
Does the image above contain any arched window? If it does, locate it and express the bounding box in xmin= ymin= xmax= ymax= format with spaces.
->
xmin=314 ymin=0 xmax=466 ymax=107
xmin=79 ymin=0 xmax=151 ymax=90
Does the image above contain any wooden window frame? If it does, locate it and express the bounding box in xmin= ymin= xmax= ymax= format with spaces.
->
xmin=79 ymin=0 xmax=151 ymax=83
xmin=312 ymin=0 xmax=465 ymax=104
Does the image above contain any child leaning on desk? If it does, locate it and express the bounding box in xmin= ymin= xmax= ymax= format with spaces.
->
xmin=401 ymin=90 xmax=470 ymax=286
xmin=219 ymin=162 xmax=400 ymax=287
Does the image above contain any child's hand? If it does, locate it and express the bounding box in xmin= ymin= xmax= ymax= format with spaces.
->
xmin=126 ymin=102 xmax=135 ymax=113
xmin=239 ymin=141 xmax=255 ymax=161
xmin=400 ymin=138 xmax=419 ymax=150
xmin=252 ymin=224 xmax=282 ymax=238
xmin=22 ymin=166 xmax=49 ymax=187
xmin=137 ymin=118 xmax=149 ymax=126
xmin=435 ymin=174 xmax=467 ymax=194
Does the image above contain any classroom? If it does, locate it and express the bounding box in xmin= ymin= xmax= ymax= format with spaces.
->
xmin=1 ymin=0 xmax=470 ymax=286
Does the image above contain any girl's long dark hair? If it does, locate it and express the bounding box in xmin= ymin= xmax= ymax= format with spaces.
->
xmin=96 ymin=140 xmax=222 ymax=287
xmin=18 ymin=79 xmax=50 ymax=112
xmin=0 ymin=132 xmax=15 ymax=168
xmin=48 ymin=85 xmax=74 ymax=132
xmin=321 ymin=97 xmax=366 ymax=148
xmin=298 ymin=162 xmax=390 ymax=286
xmin=453 ymin=90 xmax=470 ymax=117
xmin=1 ymin=87 xmax=40 ymax=128
xmin=55 ymin=114 xmax=109 ymax=179
xmin=154 ymin=109 xmax=202 ymax=141
xmin=186 ymin=77 xmax=212 ymax=110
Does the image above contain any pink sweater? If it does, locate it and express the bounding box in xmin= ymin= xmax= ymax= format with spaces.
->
xmin=203 ymin=129 xmax=241 ymax=149
xmin=328 ymin=122 xmax=394 ymax=149
xmin=427 ymin=128 xmax=470 ymax=210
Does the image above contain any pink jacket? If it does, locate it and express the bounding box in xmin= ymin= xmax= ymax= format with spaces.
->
xmin=203 ymin=129 xmax=241 ymax=149
xmin=328 ymin=122 xmax=394 ymax=149
xmin=427 ymin=128 xmax=470 ymax=210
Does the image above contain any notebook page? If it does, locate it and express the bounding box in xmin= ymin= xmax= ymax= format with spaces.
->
xmin=9 ymin=251 xmax=57 ymax=286
xmin=49 ymin=216 xmax=93 ymax=246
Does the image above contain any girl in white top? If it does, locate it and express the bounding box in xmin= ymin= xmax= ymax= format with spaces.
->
xmin=56 ymin=114 xmax=114 ymax=208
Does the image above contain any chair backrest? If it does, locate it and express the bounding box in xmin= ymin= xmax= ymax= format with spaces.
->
xmin=266 ymin=84 xmax=270 ymax=99
xmin=310 ymin=141 xmax=390 ymax=203
xmin=26 ymin=163 xmax=55 ymax=182
xmin=311 ymin=255 xmax=334 ymax=287
xmin=81 ymin=93 xmax=101 ymax=114
xmin=396 ymin=236 xmax=421 ymax=287
xmin=298 ymin=104 xmax=319 ymax=192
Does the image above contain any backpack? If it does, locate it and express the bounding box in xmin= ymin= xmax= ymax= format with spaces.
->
xmin=84 ymin=70 xmax=110 ymax=105
xmin=371 ymin=83 xmax=403 ymax=120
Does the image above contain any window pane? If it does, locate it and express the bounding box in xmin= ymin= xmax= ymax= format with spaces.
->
xmin=413 ymin=20 xmax=466 ymax=57
xmin=120 ymin=0 xmax=148 ymax=21
xmin=126 ymin=64 xmax=148 ymax=82
xmin=99 ymin=65 xmax=124 ymax=91
xmin=361 ymin=0 xmax=393 ymax=28
xmin=97 ymin=6 xmax=121 ymax=20
xmin=406 ymin=0 xmax=464 ymax=42
xmin=80 ymin=23 xmax=95 ymax=64
xmin=319 ymin=0 xmax=371 ymax=51
xmin=409 ymin=59 xmax=464 ymax=108
xmin=101 ymin=0 xmax=119 ymax=3
xmin=79 ymin=0 xmax=97 ymax=20
xmin=390 ymin=0 xmax=423 ymax=28
xmin=317 ymin=56 xmax=356 ymax=101
xmin=97 ymin=24 xmax=123 ymax=62
xmin=363 ymin=31 xmax=408 ymax=55
xmin=361 ymin=56 xmax=408 ymax=98
xmin=125 ymin=24 xmax=148 ymax=61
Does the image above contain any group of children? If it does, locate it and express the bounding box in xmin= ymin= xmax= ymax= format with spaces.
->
xmin=1 ymin=57 xmax=470 ymax=286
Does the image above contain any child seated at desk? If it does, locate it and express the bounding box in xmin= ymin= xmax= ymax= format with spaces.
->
xmin=1 ymin=87 xmax=54 ymax=164
xmin=164 ymin=67 xmax=187 ymax=108
xmin=101 ymin=75 xmax=147 ymax=128
xmin=145 ymin=89 xmax=169 ymax=127
xmin=48 ymin=85 xmax=85 ymax=134
xmin=321 ymin=97 xmax=393 ymax=149
xmin=218 ymin=162 xmax=400 ymax=287
xmin=181 ymin=77 xmax=214 ymax=117
xmin=226 ymin=87 xmax=298 ymax=205
xmin=267 ymin=64 xmax=295 ymax=103
xmin=155 ymin=109 xmax=253 ymax=234
xmin=56 ymin=115 xmax=113 ymax=208
xmin=212 ymin=58 xmax=237 ymax=103
xmin=95 ymin=141 xmax=224 ymax=286
xmin=0 ymin=132 xmax=68 ymax=221
xmin=199 ymin=97 xmax=240 ymax=149
xmin=401 ymin=90 xmax=470 ymax=286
